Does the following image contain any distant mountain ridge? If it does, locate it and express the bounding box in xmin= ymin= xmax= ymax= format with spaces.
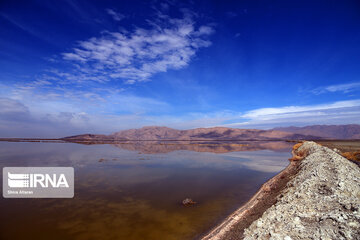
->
xmin=63 ymin=125 xmax=329 ymax=142
xmin=63 ymin=124 xmax=360 ymax=142
xmin=108 ymin=126 xmax=319 ymax=140
xmin=272 ymin=124 xmax=360 ymax=139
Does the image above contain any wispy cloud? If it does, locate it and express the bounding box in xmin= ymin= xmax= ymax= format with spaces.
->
xmin=62 ymin=10 xmax=214 ymax=84
xmin=106 ymin=8 xmax=125 ymax=21
xmin=226 ymin=99 xmax=360 ymax=128
xmin=8 ymin=83 xmax=169 ymax=115
xmin=0 ymin=13 xmax=56 ymax=45
xmin=311 ymin=82 xmax=360 ymax=94
xmin=0 ymin=98 xmax=28 ymax=114
xmin=0 ymin=86 xmax=171 ymax=137
xmin=241 ymin=100 xmax=360 ymax=120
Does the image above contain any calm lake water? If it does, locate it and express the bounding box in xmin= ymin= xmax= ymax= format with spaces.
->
xmin=0 ymin=141 xmax=292 ymax=240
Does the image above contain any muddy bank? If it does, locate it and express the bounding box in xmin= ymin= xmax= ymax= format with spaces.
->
xmin=202 ymin=141 xmax=360 ymax=240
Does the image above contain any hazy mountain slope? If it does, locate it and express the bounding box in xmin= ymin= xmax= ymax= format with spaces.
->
xmin=64 ymin=126 xmax=321 ymax=141
xmin=110 ymin=126 xmax=299 ymax=140
xmin=65 ymin=125 xmax=360 ymax=142
xmin=273 ymin=124 xmax=360 ymax=139
xmin=110 ymin=126 xmax=182 ymax=140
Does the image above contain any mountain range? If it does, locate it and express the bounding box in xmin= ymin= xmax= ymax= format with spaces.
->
xmin=273 ymin=124 xmax=360 ymax=139
xmin=63 ymin=124 xmax=360 ymax=142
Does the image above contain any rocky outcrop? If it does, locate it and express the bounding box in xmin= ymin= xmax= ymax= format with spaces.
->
xmin=243 ymin=142 xmax=360 ymax=239
xmin=182 ymin=198 xmax=197 ymax=206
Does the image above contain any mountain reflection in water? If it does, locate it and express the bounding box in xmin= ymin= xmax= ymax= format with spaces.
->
xmin=76 ymin=140 xmax=294 ymax=154
xmin=0 ymin=141 xmax=292 ymax=240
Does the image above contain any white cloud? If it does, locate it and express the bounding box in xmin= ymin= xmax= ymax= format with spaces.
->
xmin=0 ymin=98 xmax=28 ymax=114
xmin=62 ymin=11 xmax=214 ymax=84
xmin=312 ymin=82 xmax=360 ymax=94
xmin=0 ymin=90 xmax=171 ymax=137
xmin=241 ymin=100 xmax=360 ymax=120
xmin=8 ymin=83 xmax=169 ymax=115
xmin=225 ymin=99 xmax=360 ymax=128
xmin=106 ymin=9 xmax=125 ymax=21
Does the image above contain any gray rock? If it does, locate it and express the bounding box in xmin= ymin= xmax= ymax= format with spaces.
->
xmin=182 ymin=198 xmax=196 ymax=206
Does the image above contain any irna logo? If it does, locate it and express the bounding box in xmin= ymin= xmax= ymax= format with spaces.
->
xmin=8 ymin=172 xmax=69 ymax=188
xmin=3 ymin=167 xmax=74 ymax=198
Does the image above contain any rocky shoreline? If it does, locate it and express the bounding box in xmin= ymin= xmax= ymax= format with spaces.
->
xmin=201 ymin=141 xmax=360 ymax=240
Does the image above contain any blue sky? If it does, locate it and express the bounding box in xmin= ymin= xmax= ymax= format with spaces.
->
xmin=1 ymin=0 xmax=360 ymax=137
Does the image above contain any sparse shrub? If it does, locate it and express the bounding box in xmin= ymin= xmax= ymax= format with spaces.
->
xmin=341 ymin=151 xmax=360 ymax=162
xmin=289 ymin=142 xmax=309 ymax=161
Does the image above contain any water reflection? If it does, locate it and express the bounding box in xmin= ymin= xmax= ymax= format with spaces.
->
xmin=0 ymin=141 xmax=291 ymax=240
xmin=71 ymin=140 xmax=293 ymax=154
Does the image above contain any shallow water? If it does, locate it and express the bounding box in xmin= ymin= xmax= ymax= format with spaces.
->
xmin=0 ymin=141 xmax=292 ymax=240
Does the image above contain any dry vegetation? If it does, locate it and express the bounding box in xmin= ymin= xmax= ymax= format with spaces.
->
xmin=289 ymin=142 xmax=309 ymax=161
xmin=315 ymin=140 xmax=360 ymax=163
xmin=342 ymin=151 xmax=360 ymax=162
